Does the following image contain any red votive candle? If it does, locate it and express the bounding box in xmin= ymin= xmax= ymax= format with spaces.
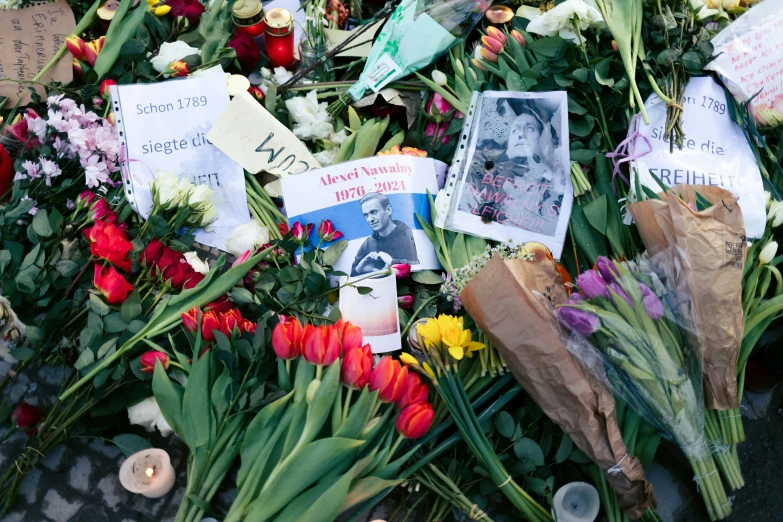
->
xmin=232 ymin=0 xmax=265 ymax=37
xmin=264 ymin=8 xmax=295 ymax=70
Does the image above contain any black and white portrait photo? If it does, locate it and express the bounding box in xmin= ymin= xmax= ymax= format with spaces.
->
xmin=351 ymin=192 xmax=419 ymax=276
xmin=436 ymin=91 xmax=572 ymax=259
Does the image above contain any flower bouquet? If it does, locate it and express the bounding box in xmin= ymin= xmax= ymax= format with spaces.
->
xmin=558 ymin=257 xmax=732 ymax=520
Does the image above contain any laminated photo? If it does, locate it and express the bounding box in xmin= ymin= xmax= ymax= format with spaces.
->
xmin=436 ymin=91 xmax=573 ymax=259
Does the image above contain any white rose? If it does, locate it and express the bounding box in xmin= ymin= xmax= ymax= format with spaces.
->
xmin=150 ymin=41 xmax=201 ymax=74
xmin=188 ymin=184 xmax=214 ymax=208
xmin=198 ymin=206 xmax=218 ymax=227
xmin=184 ymin=252 xmax=210 ymax=274
xmin=225 ymin=219 xmax=270 ymax=257
xmin=127 ymin=397 xmax=174 ymax=437
xmin=525 ymin=0 xmax=604 ymax=44
xmin=152 ymin=171 xmax=182 ymax=209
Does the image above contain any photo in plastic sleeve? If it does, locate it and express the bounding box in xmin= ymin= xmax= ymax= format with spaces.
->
xmin=449 ymin=91 xmax=572 ymax=257
xmin=280 ymin=156 xmax=446 ymax=277
xmin=339 ymin=273 xmax=401 ymax=354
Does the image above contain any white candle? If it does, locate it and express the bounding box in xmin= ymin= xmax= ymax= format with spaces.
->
xmin=552 ymin=482 xmax=600 ymax=522
xmin=119 ymin=448 xmax=176 ymax=498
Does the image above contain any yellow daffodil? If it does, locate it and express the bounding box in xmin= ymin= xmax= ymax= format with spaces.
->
xmin=399 ymin=352 xmax=419 ymax=366
xmin=417 ymin=318 xmax=442 ymax=348
xmin=147 ymin=0 xmax=171 ymax=16
xmin=423 ymin=362 xmax=436 ymax=379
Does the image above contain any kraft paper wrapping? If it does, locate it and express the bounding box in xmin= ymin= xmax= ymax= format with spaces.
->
xmin=629 ymin=185 xmax=745 ymax=410
xmin=460 ymin=256 xmax=654 ymax=519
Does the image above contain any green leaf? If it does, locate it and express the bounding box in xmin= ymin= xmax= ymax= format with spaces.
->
xmin=0 ymin=396 xmax=12 ymax=424
xmin=210 ymin=367 xmax=233 ymax=423
xmin=104 ymin=313 xmax=127 ymax=333
xmin=339 ymin=476 xmax=404 ymax=513
xmin=90 ymin=294 xmax=112 ymax=316
xmin=32 ymin=209 xmax=53 ymax=237
xmin=55 ymin=260 xmax=80 ymax=278
xmin=348 ymin=106 xmax=362 ymax=132
xmin=182 ymin=351 xmax=212 ymax=448
xmin=568 ymin=449 xmax=592 ymax=464
xmin=528 ymin=37 xmax=566 ymax=58
xmin=494 ymin=411 xmax=515 ymax=438
xmin=74 ymin=348 xmax=95 ymax=371
xmin=569 ymin=202 xmax=608 ymax=266
xmin=355 ymin=286 xmax=373 ymax=295
xmin=275 ymin=467 xmax=356 ymax=522
xmin=93 ymin=3 xmax=147 ymax=80
xmin=554 ymin=434 xmax=573 ymax=464
xmin=121 ymin=291 xmax=142 ymax=323
xmin=97 ymin=338 xmax=118 ymax=358
xmin=593 ymin=58 xmax=615 ymax=87
xmin=514 ymin=437 xmax=545 ymax=467
xmin=412 ymin=270 xmax=444 ymax=285
xmin=583 ymin=195 xmax=608 ymax=235
xmin=0 ymin=250 xmax=11 ymax=274
xmin=152 ymin=361 xmax=184 ymax=437
xmin=112 ymin=433 xmax=152 ymax=457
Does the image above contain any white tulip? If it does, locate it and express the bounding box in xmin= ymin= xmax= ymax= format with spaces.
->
xmin=152 ymin=171 xmax=183 ymax=209
xmin=764 ymin=191 xmax=772 ymax=210
xmin=225 ymin=219 xmax=270 ymax=257
xmin=127 ymin=397 xmax=174 ymax=437
xmin=184 ymin=252 xmax=210 ymax=274
xmin=759 ymin=241 xmax=778 ymax=265
xmin=431 ymin=70 xmax=448 ymax=86
xmin=150 ymin=41 xmax=201 ymax=74
xmin=768 ymin=200 xmax=783 ymax=228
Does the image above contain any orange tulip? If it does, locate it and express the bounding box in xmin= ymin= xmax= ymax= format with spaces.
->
xmin=66 ymin=35 xmax=88 ymax=62
xmin=272 ymin=317 xmax=304 ymax=360
xmin=181 ymin=307 xmax=200 ymax=334
xmin=396 ymin=402 xmax=434 ymax=439
xmin=341 ymin=344 xmax=373 ymax=389
xmin=481 ymin=35 xmax=504 ymax=54
xmin=302 ymin=324 xmax=341 ymax=366
xmin=369 ymin=356 xmax=407 ymax=403
xmin=396 ymin=371 xmax=429 ymax=410
xmin=486 ymin=26 xmax=506 ymax=45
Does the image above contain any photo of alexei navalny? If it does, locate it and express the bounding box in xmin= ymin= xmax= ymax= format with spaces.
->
xmin=351 ymin=192 xmax=419 ymax=276
xmin=458 ymin=96 xmax=567 ymax=237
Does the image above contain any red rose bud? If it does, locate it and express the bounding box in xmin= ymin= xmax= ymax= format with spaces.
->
xmin=141 ymin=239 xmax=165 ymax=268
xmin=486 ymin=26 xmax=506 ymax=45
xmin=219 ymin=309 xmax=243 ymax=337
xmin=182 ymin=307 xmax=200 ymax=334
xmin=168 ymin=60 xmax=189 ymax=77
xmin=94 ymin=264 xmax=133 ymax=304
xmin=89 ymin=198 xmax=110 ymax=221
xmin=392 ymin=263 xmax=411 ymax=278
xmin=201 ymin=311 xmax=220 ymax=342
xmin=0 ymin=144 xmax=11 ymax=197
xmin=163 ymin=263 xmax=187 ymax=288
xmin=290 ymin=221 xmax=313 ymax=241
xmin=481 ymin=35 xmax=504 ymax=54
xmin=369 ymin=356 xmax=407 ymax=403
xmin=398 ymin=294 xmax=414 ymax=310
xmin=12 ymin=402 xmax=42 ymax=435
xmin=241 ymin=319 xmax=257 ymax=335
xmin=167 ymin=0 xmax=205 ymax=25
xmin=140 ymin=351 xmax=170 ymax=374
xmin=302 ymin=324 xmax=341 ymax=366
xmin=248 ymin=86 xmax=265 ymax=101
xmin=272 ymin=317 xmax=304 ymax=360
xmin=317 ymin=219 xmax=344 ymax=242
xmin=334 ymin=319 xmax=363 ymax=351
xmin=66 ymin=35 xmax=88 ymax=61
xmin=278 ymin=222 xmax=290 ymax=236
xmin=396 ymin=402 xmax=434 ymax=439
xmin=396 ymin=371 xmax=429 ymax=410
xmin=341 ymin=344 xmax=373 ymax=389
xmin=100 ymin=79 xmax=117 ymax=100
xmin=77 ymin=190 xmax=97 ymax=207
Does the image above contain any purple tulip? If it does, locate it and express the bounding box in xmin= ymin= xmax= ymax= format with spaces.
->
xmin=558 ymin=306 xmax=600 ymax=337
xmin=576 ymin=270 xmax=610 ymax=299
xmin=639 ymin=283 xmax=664 ymax=320
xmin=569 ymin=292 xmax=585 ymax=302
xmin=596 ymin=256 xmax=620 ymax=283
xmin=608 ymin=283 xmax=632 ymax=306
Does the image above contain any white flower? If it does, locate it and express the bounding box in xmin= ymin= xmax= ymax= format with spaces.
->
xmin=329 ymin=128 xmax=347 ymax=145
xmin=431 ymin=70 xmax=448 ymax=86
xmin=765 ymin=191 xmax=772 ymax=210
xmin=184 ymin=252 xmax=210 ymax=274
xmin=313 ymin=149 xmax=337 ymax=166
xmin=260 ymin=67 xmax=272 ymax=79
xmin=226 ymin=74 xmax=250 ymax=97
xmin=225 ymin=219 xmax=270 ymax=257
xmin=768 ymin=200 xmax=783 ymax=228
xmin=127 ymin=397 xmax=174 ymax=437
xmin=152 ymin=170 xmax=183 ymax=209
xmin=273 ymin=67 xmax=293 ymax=85
xmin=285 ymin=90 xmax=334 ymax=141
xmin=199 ymin=206 xmax=218 ymax=226
xmin=759 ymin=241 xmax=778 ymax=265
xmin=523 ymin=0 xmax=604 ymax=44
xmin=187 ymin=184 xmax=214 ymax=208
xmin=150 ymin=41 xmax=201 ymax=74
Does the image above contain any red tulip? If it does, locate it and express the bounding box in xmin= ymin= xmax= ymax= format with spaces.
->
xmin=241 ymin=319 xmax=257 ymax=335
xmin=341 ymin=344 xmax=373 ymax=389
xmin=398 ymin=294 xmax=414 ymax=309
xmin=84 ymin=38 xmax=101 ymax=67
xmin=334 ymin=319 xmax=363 ymax=351
xmin=12 ymin=402 xmax=42 ymax=436
xmin=317 ymin=219 xmax=344 ymax=242
xmin=369 ymin=356 xmax=407 ymax=403
xmin=100 ymin=79 xmax=117 ymax=99
xmin=219 ymin=309 xmax=243 ymax=337
xmin=93 ymin=264 xmax=133 ymax=304
xmin=4 ymin=109 xmax=39 ymax=146
xmin=278 ymin=222 xmax=290 ymax=236
xmin=140 ymin=351 xmax=170 ymax=374
xmin=66 ymin=35 xmax=88 ymax=62
xmin=182 ymin=307 xmax=200 ymax=334
xmin=396 ymin=371 xmax=429 ymax=410
xmin=201 ymin=311 xmax=220 ymax=342
xmin=141 ymin=239 xmax=165 ymax=268
xmin=272 ymin=317 xmax=304 ymax=360
xmin=290 ymin=221 xmax=313 ymax=242
xmin=204 ymin=295 xmax=232 ymax=313
xmin=510 ymin=29 xmax=526 ymax=46
xmin=392 ymin=263 xmax=411 ymax=278
xmin=73 ymin=58 xmax=84 ymax=78
xmin=486 ymin=26 xmax=506 ymax=45
xmin=232 ymin=249 xmax=253 ymax=267
xmin=248 ymin=86 xmax=265 ymax=101
xmin=302 ymin=324 xmax=341 ymax=366
xmin=396 ymin=402 xmax=434 ymax=439
xmin=481 ymin=35 xmax=504 ymax=54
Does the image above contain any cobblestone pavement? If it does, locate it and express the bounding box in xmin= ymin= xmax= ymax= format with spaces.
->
xmin=1 ymin=359 xmax=781 ymax=522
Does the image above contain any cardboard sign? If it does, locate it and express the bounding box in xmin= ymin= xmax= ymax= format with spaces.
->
xmin=0 ymin=0 xmax=75 ymax=106
xmin=325 ymin=22 xmax=381 ymax=58
xmin=206 ymin=90 xmax=320 ymax=177
xmin=110 ymin=68 xmax=250 ymax=251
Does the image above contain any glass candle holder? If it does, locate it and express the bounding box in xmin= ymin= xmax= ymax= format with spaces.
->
xmin=299 ymin=39 xmax=335 ymax=83
xmin=264 ymin=8 xmax=295 ymax=70
xmin=232 ymin=0 xmax=265 ymax=36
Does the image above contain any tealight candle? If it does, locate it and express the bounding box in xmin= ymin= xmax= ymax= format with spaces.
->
xmin=119 ymin=448 xmax=176 ymax=498
xmin=552 ymin=482 xmax=600 ymax=522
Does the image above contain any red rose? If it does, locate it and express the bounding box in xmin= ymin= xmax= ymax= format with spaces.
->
xmin=167 ymin=0 xmax=205 ymax=25
xmin=141 ymin=239 xmax=165 ymax=268
xmin=228 ymin=33 xmax=261 ymax=70
xmin=94 ymin=264 xmax=134 ymax=304
xmin=183 ymin=271 xmax=204 ymax=289
xmin=163 ymin=263 xmax=188 ymax=288
xmin=155 ymin=247 xmax=184 ymax=276
xmin=204 ymin=295 xmax=232 ymax=313
xmin=0 ymin=144 xmax=13 ymax=198
xmin=88 ymin=221 xmax=133 ymax=272
xmin=12 ymin=402 xmax=42 ymax=436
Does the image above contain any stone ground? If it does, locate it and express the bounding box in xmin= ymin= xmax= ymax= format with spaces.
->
xmin=1 ymin=359 xmax=781 ymax=522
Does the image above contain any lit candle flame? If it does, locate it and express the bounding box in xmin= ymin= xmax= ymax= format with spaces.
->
xmin=145 ymin=467 xmax=155 ymax=478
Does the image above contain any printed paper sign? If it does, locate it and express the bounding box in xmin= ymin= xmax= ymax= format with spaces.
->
xmin=339 ymin=274 xmax=401 ymax=354
xmin=0 ymin=0 xmax=75 ymax=106
xmin=281 ymin=156 xmax=445 ymax=277
xmin=110 ymin=68 xmax=250 ymax=250
xmin=705 ymin=0 xmax=783 ymax=125
xmin=325 ymin=22 xmax=381 ymax=58
xmin=436 ymin=91 xmax=573 ymax=259
xmin=630 ymin=77 xmax=766 ymax=238
xmin=206 ymin=90 xmax=320 ymax=177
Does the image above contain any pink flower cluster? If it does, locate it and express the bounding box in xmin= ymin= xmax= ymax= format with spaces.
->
xmin=9 ymin=95 xmax=120 ymax=189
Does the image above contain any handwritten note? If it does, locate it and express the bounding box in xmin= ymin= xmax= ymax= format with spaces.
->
xmin=206 ymin=90 xmax=320 ymax=177
xmin=0 ymin=0 xmax=75 ymax=106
